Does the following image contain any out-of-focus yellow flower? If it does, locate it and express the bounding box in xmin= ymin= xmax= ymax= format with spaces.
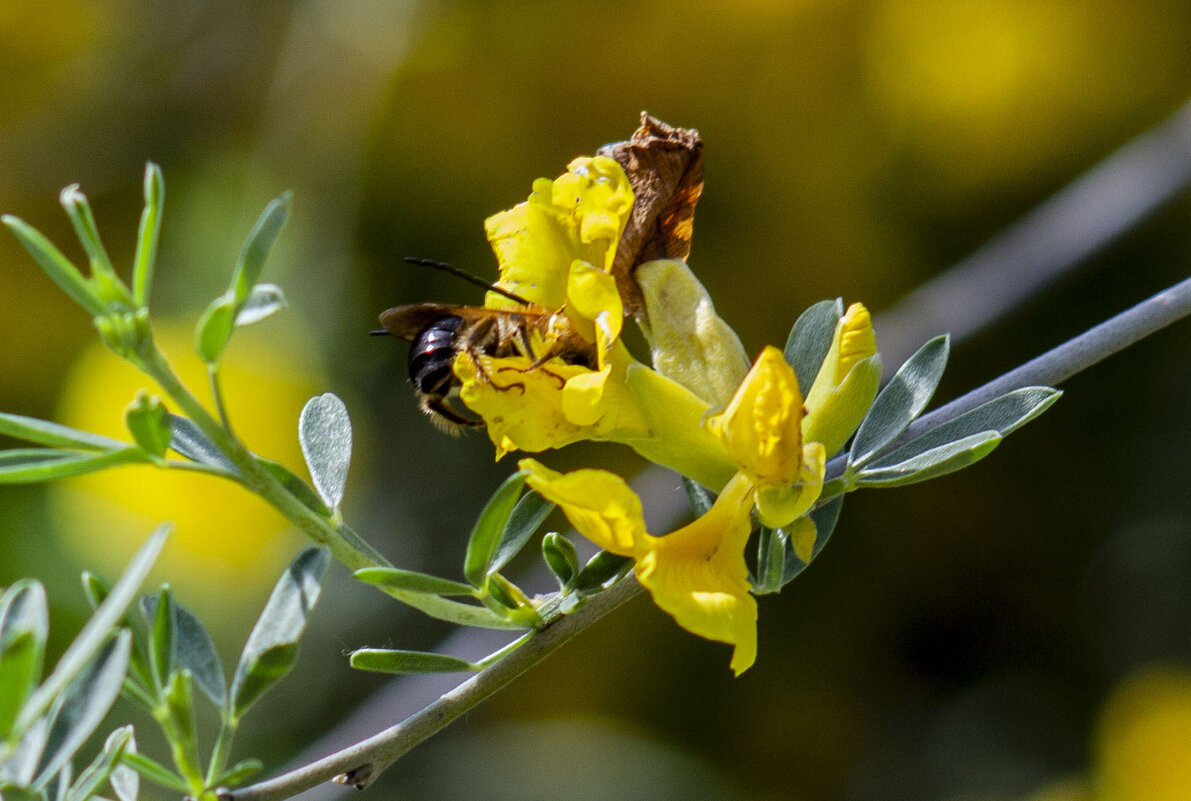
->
xmin=802 ymin=302 xmax=880 ymax=456
xmin=521 ymin=460 xmax=758 ymax=675
xmin=706 ymin=346 xmax=826 ymax=529
xmin=1095 ymin=665 xmax=1191 ymax=801
xmin=50 ymin=323 xmax=316 ymax=623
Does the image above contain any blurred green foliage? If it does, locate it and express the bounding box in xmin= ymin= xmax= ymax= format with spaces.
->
xmin=2 ymin=1 xmax=1191 ymax=799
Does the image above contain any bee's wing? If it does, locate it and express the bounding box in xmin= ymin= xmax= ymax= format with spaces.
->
xmin=378 ymin=303 xmax=465 ymax=340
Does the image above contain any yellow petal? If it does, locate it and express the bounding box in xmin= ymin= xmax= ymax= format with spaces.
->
xmin=483 ymin=157 xmax=633 ymax=310
xmin=566 ymin=259 xmax=623 ymax=360
xmin=634 ymin=473 xmax=759 ymax=675
xmin=455 ymin=352 xmax=590 ymax=455
xmin=802 ymin=302 xmax=881 ymax=455
xmin=518 ymin=459 xmax=641 ymax=556
xmin=754 ymin=442 xmax=826 ymax=529
xmin=706 ymin=346 xmax=804 ymax=487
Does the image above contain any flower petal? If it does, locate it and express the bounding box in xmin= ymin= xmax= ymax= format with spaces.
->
xmin=706 ymin=346 xmax=805 ymax=487
xmin=484 ymin=157 xmax=633 ymax=311
xmin=634 ymin=473 xmax=759 ymax=675
xmin=519 ymin=459 xmax=642 ymax=556
xmin=802 ymin=302 xmax=881 ymax=455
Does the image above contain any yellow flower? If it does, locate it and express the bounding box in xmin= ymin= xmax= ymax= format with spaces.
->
xmin=521 ymin=460 xmax=759 ymax=675
xmin=706 ymin=346 xmax=827 ymax=528
xmin=802 ymin=302 xmax=881 ymax=456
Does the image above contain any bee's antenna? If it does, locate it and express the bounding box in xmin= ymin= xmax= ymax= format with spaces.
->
xmin=403 ymin=257 xmax=534 ymax=306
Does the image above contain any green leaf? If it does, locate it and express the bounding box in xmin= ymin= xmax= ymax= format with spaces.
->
xmin=0 ymin=413 xmax=126 ymax=452
xmin=573 ymin=551 xmax=633 ymax=594
xmin=353 ymin=567 xmax=475 ymax=597
xmin=231 ymin=192 xmax=291 ymax=306
xmin=784 ymin=299 xmax=844 ymax=397
xmin=215 ymin=758 xmax=263 ymax=788
xmin=162 ymin=671 xmax=198 ymax=775
xmin=141 ymin=588 xmax=175 ymax=690
xmin=0 ymin=784 xmax=47 ymax=801
xmin=367 ymin=584 xmax=530 ymax=630
xmin=857 ymin=431 xmax=1002 ymax=487
xmin=171 ymin=601 xmax=224 ymax=708
xmin=850 ymin=335 xmax=950 ymax=468
xmin=349 ymin=649 xmax=477 ymax=675
xmin=0 ymin=449 xmax=146 ymax=484
xmin=2 ymin=215 xmax=105 ymax=317
xmin=58 ymin=185 xmax=113 ymax=276
xmin=133 ymin=163 xmax=164 ymax=307
xmin=235 ymin=283 xmax=286 ymax=326
xmin=16 ymin=526 xmax=168 ymax=737
xmin=259 ymin=459 xmax=330 ymax=518
xmin=297 ymin=394 xmax=351 ymax=512
xmin=106 ymin=727 xmax=138 ymax=801
xmin=120 ymin=751 xmax=188 ymax=793
xmin=680 ymin=477 xmax=714 ymax=517
xmin=865 ymin=387 xmax=1061 ymax=472
xmin=541 ymin=533 xmax=579 ymax=588
xmin=195 ymin=296 xmax=235 ymax=365
xmin=753 ymin=527 xmax=788 ymax=594
xmin=0 ymin=580 xmax=49 ymax=739
xmin=63 ymin=725 xmax=131 ymax=801
xmin=124 ymin=392 xmax=171 ymax=461
xmin=229 ymin=548 xmax=328 ymax=722
xmin=783 ymin=496 xmax=844 ymax=585
xmin=464 ymin=472 xmax=526 ymax=587
xmin=489 ymin=490 xmax=554 ymax=575
xmin=34 ymin=631 xmax=131 ymax=790
xmin=167 ymin=416 xmax=237 ymax=475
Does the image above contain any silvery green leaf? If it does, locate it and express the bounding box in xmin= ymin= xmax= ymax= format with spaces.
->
xmin=63 ymin=725 xmax=132 ymax=801
xmin=367 ymin=583 xmax=530 ymax=630
xmin=231 ymin=193 xmax=291 ymax=305
xmin=353 ymin=568 xmax=475 ymax=597
xmin=230 ymin=548 xmax=328 ymax=722
xmin=215 ymin=759 xmax=262 ymax=788
xmin=172 ymin=602 xmax=224 ymax=708
xmin=298 ymin=394 xmax=352 ymax=512
xmin=857 ymin=431 xmax=1002 ymax=487
xmin=784 ymin=299 xmax=844 ymax=397
xmin=17 ymin=527 xmax=167 ymax=737
xmin=167 ymin=416 xmax=237 ymax=475
xmin=34 ymin=631 xmax=131 ymax=789
xmin=107 ymin=727 xmax=138 ymax=801
xmin=489 ymin=490 xmax=554 ymax=575
xmin=681 ymin=477 xmax=714 ymax=517
xmin=0 ymin=581 xmax=48 ymax=739
xmin=349 ymin=649 xmax=477 ymax=675
xmin=573 ymin=551 xmax=633 ymax=594
xmin=541 ymin=533 xmax=579 ymax=588
xmin=850 ymin=335 xmax=950 ymax=468
xmin=2 ymin=712 xmax=47 ymax=785
xmin=142 ymin=589 xmax=175 ymax=691
xmin=235 ymin=283 xmax=286 ymax=327
xmin=0 ymin=414 xmax=125 ymax=452
xmin=866 ymin=387 xmax=1060 ymax=472
xmin=0 ymin=450 xmax=147 ymax=484
xmin=464 ymin=472 xmax=526 ymax=586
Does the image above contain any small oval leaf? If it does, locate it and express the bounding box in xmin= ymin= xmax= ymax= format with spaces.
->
xmin=0 ymin=413 xmax=126 ymax=452
xmin=349 ymin=649 xmax=477 ymax=675
xmin=489 ymin=490 xmax=554 ymax=575
xmin=353 ymin=568 xmax=475 ymax=597
xmin=195 ymin=296 xmax=236 ymax=365
xmin=541 ymin=533 xmax=579 ymax=588
xmin=298 ymin=394 xmax=352 ymax=512
xmin=232 ymin=193 xmax=292 ymax=305
xmin=464 ymin=472 xmax=526 ymax=586
xmin=784 ymin=299 xmax=844 ymax=397
xmin=230 ymin=548 xmax=329 ymax=721
xmin=235 ymin=283 xmax=287 ymax=326
xmin=850 ymin=335 xmax=950 ymax=468
xmin=167 ymin=416 xmax=237 ymax=475
xmin=857 ymin=431 xmax=1002 ymax=487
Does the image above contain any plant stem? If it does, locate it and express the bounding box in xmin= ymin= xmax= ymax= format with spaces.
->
xmin=137 ymin=346 xmax=391 ymax=570
xmin=205 ymin=717 xmax=237 ymax=788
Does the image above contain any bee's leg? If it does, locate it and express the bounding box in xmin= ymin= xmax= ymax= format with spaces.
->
xmin=419 ymin=393 xmax=483 ymax=432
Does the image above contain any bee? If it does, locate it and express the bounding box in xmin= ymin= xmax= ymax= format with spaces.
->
xmin=378 ymin=258 xmax=597 ymax=431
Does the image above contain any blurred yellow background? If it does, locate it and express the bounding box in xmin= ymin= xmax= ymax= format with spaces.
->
xmin=2 ymin=1 xmax=1191 ymax=799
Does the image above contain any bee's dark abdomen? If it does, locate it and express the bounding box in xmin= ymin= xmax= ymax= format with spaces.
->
xmin=410 ymin=315 xmax=464 ymax=394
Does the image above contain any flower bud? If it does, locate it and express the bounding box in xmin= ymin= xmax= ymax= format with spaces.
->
xmin=802 ymin=303 xmax=881 ymax=456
